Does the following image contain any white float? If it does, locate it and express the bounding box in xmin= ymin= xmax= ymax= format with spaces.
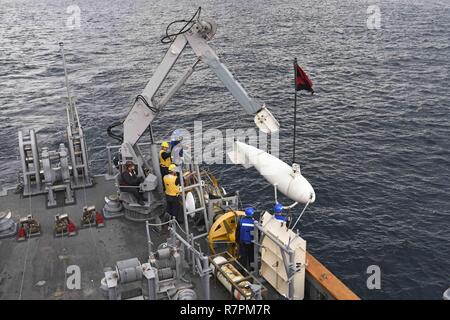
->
xmin=227 ymin=141 xmax=315 ymax=204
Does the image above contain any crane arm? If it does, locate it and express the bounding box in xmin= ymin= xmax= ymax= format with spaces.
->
xmin=121 ymin=18 xmax=280 ymax=160
xmin=185 ymin=32 xmax=262 ymax=115
xmin=123 ymin=35 xmax=188 ymax=147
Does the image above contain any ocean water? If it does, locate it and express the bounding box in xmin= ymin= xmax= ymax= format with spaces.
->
xmin=0 ymin=0 xmax=449 ymax=299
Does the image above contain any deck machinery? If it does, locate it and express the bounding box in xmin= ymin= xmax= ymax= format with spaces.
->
xmin=17 ymin=43 xmax=92 ymax=208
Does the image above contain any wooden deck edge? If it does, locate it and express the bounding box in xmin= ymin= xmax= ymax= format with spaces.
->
xmin=306 ymin=252 xmax=360 ymax=300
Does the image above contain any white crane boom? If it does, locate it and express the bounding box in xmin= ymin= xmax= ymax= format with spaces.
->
xmin=122 ymin=18 xmax=280 ymax=158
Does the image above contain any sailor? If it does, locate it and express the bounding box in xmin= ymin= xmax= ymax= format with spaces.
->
xmin=121 ymin=161 xmax=145 ymax=205
xmin=237 ymin=207 xmax=255 ymax=271
xmin=163 ymin=164 xmax=183 ymax=223
xmin=273 ymin=202 xmax=288 ymax=223
xmin=159 ymin=141 xmax=172 ymax=185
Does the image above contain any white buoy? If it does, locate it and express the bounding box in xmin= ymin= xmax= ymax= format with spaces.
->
xmin=227 ymin=141 xmax=315 ymax=204
xmin=185 ymin=192 xmax=196 ymax=216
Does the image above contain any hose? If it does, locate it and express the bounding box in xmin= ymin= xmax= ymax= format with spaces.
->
xmin=160 ymin=7 xmax=202 ymax=44
xmin=107 ymin=120 xmax=123 ymax=143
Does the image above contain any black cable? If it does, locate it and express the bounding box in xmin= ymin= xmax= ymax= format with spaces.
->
xmin=107 ymin=95 xmax=158 ymax=143
xmin=107 ymin=120 xmax=124 ymax=143
xmin=160 ymin=7 xmax=202 ymax=44
xmin=287 ymin=208 xmax=294 ymax=228
xmin=135 ymin=94 xmax=160 ymax=113
xmin=107 ymin=7 xmax=201 ymax=142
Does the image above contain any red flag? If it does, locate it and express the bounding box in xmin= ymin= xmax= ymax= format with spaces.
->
xmin=295 ymin=62 xmax=314 ymax=94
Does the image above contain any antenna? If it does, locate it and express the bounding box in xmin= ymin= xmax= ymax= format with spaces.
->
xmin=59 ymin=42 xmax=75 ymax=121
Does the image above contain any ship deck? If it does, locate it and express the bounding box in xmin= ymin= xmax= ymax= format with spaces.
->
xmin=0 ymin=175 xmax=358 ymax=300
xmin=0 ymin=175 xmax=244 ymax=300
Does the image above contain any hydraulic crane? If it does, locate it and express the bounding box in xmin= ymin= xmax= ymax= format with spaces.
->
xmin=114 ymin=13 xmax=280 ymax=215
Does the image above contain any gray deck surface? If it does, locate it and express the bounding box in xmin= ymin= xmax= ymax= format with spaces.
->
xmin=0 ymin=175 xmax=236 ymax=300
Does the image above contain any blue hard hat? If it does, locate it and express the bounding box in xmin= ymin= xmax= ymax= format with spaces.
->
xmin=245 ymin=207 xmax=255 ymax=216
xmin=274 ymin=203 xmax=283 ymax=213
xmin=171 ymin=129 xmax=183 ymax=142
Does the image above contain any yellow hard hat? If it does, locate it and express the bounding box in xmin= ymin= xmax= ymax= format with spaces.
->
xmin=169 ymin=164 xmax=177 ymax=172
xmin=161 ymin=141 xmax=169 ymax=148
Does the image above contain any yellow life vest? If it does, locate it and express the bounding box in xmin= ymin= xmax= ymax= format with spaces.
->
xmin=159 ymin=150 xmax=172 ymax=168
xmin=164 ymin=174 xmax=180 ymax=196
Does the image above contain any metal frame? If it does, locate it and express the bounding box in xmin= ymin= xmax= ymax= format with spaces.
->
xmin=178 ymin=158 xmax=210 ymax=240
xmin=18 ymin=129 xmax=41 ymax=195
xmin=252 ymin=219 xmax=303 ymax=300
xmin=60 ymin=42 xmax=92 ymax=189
xmin=104 ymin=142 xmax=153 ymax=178
xmin=166 ymin=219 xmax=211 ymax=300
xmin=206 ymin=193 xmax=240 ymax=222
xmin=17 ymin=43 xmax=92 ymax=204
xmin=41 ymin=144 xmax=74 ymax=207
xmin=144 ymin=220 xmax=212 ymax=300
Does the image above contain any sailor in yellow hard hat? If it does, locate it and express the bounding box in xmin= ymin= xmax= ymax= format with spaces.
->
xmin=163 ymin=164 xmax=183 ymax=223
xmin=159 ymin=141 xmax=172 ymax=186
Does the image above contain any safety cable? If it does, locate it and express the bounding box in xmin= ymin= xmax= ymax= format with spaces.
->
xmin=174 ymin=219 xmax=188 ymax=236
xmin=290 ymin=199 xmax=311 ymax=231
xmin=147 ymin=216 xmax=188 ymax=236
xmin=146 ymin=219 xmax=171 ymax=227
xmin=161 ymin=7 xmax=202 ymax=44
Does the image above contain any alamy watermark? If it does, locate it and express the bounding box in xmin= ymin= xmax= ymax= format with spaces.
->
xmin=167 ymin=121 xmax=279 ymax=170
xmin=66 ymin=265 xmax=81 ymax=290
xmin=66 ymin=5 xmax=81 ymax=29
xmin=366 ymin=5 xmax=381 ymax=30
xmin=366 ymin=265 xmax=381 ymax=290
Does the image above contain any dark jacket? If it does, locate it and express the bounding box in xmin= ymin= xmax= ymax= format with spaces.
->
xmin=122 ymin=170 xmax=143 ymax=186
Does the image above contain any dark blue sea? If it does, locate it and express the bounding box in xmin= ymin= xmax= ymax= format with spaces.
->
xmin=0 ymin=0 xmax=449 ymax=299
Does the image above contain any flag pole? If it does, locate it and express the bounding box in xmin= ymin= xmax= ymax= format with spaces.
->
xmin=293 ymin=58 xmax=298 ymax=165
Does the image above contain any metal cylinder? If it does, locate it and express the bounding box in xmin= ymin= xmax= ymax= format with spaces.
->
xmin=176 ymin=288 xmax=197 ymax=300
xmin=116 ymin=258 xmax=142 ymax=283
xmin=211 ymin=256 xmax=252 ymax=300
xmin=0 ymin=211 xmax=17 ymax=238
xmin=0 ymin=213 xmax=15 ymax=232
xmin=104 ymin=195 xmax=123 ymax=212
xmin=152 ymin=258 xmax=176 ymax=270
xmin=155 ymin=247 xmax=171 ymax=260
xmin=103 ymin=194 xmax=124 ymax=219
xmin=157 ymin=267 xmax=174 ymax=280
